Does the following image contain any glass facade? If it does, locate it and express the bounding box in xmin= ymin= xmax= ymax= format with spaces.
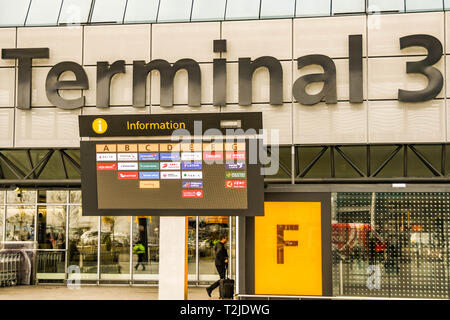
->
xmin=260 ymin=0 xmax=295 ymax=19
xmin=0 ymin=194 xmax=4 ymax=244
xmin=2 ymin=0 xmax=450 ymax=27
xmin=68 ymin=206 xmax=97 ymax=280
xmin=157 ymin=0 xmax=192 ymax=22
xmin=406 ymin=0 xmax=444 ymax=12
xmin=0 ymin=189 xmax=234 ymax=284
xmin=332 ymin=0 xmax=365 ymax=14
xmin=2 ymin=188 xmax=448 ymax=298
xmin=225 ymin=0 xmax=260 ymax=20
xmin=191 ymin=0 xmax=226 ymax=22
xmin=0 ymin=0 xmax=30 ymax=26
xmin=198 ymin=216 xmax=230 ymax=281
xmin=131 ymin=216 xmax=160 ymax=281
xmin=332 ymin=192 xmax=450 ymax=299
xmin=90 ymin=0 xmax=127 ymax=24
xmin=100 ymin=216 xmax=130 ymax=281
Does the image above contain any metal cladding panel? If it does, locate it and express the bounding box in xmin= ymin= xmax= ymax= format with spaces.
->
xmin=0 ymin=108 xmax=14 ymax=147
xmin=17 ymin=26 xmax=83 ymax=66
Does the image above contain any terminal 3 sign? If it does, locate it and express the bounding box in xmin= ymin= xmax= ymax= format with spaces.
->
xmin=0 ymin=34 xmax=443 ymax=110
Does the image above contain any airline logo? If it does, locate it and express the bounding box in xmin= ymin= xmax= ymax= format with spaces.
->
xmin=225 ymin=180 xmax=247 ymax=189
xmin=96 ymin=163 xmax=117 ymax=171
xmin=181 ymin=152 xmax=202 ymax=161
xmin=225 ymin=162 xmax=246 ymax=170
xmin=161 ymin=171 xmax=181 ymax=179
xmin=225 ymin=171 xmax=246 ymax=179
xmin=203 ymin=152 xmax=223 ymax=161
xmin=139 ymin=162 xmax=159 ymax=170
xmin=182 ymin=190 xmax=203 ymax=198
xmin=139 ymin=181 xmax=160 ymax=189
xmin=117 ymin=153 xmax=138 ymax=161
xmin=96 ymin=153 xmax=116 ymax=161
xmin=225 ymin=152 xmax=246 ymax=161
xmin=118 ymin=162 xmax=138 ymax=170
xmin=182 ymin=162 xmax=202 ymax=170
xmin=118 ymin=171 xmax=138 ymax=179
xmin=182 ymin=171 xmax=203 ymax=179
xmin=160 ymin=153 xmax=181 ymax=161
xmin=160 ymin=162 xmax=181 ymax=170
xmin=139 ymin=153 xmax=159 ymax=161
xmin=182 ymin=181 xmax=203 ymax=189
xmin=139 ymin=171 xmax=160 ymax=180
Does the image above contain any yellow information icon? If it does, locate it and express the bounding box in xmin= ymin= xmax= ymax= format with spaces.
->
xmin=92 ymin=118 xmax=108 ymax=134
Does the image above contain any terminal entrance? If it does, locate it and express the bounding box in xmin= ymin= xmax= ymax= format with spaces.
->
xmin=1 ymin=188 xmax=450 ymax=299
xmin=0 ymin=189 xmax=236 ymax=285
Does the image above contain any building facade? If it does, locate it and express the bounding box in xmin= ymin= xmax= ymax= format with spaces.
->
xmin=0 ymin=0 xmax=450 ymax=299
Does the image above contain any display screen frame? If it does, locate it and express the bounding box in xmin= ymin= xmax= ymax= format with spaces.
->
xmin=80 ymin=138 xmax=264 ymax=216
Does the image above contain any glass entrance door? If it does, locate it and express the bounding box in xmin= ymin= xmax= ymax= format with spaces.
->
xmin=131 ymin=217 xmax=160 ymax=283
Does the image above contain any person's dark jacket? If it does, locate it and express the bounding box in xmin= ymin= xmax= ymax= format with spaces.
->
xmin=214 ymin=241 xmax=228 ymax=266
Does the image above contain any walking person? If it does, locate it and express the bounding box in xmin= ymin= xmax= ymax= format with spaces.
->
xmin=133 ymin=241 xmax=146 ymax=271
xmin=206 ymin=233 xmax=228 ymax=297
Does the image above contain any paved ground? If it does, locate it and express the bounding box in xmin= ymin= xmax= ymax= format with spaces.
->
xmin=0 ymin=285 xmax=224 ymax=300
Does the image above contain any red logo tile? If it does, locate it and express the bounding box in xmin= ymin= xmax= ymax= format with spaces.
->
xmin=97 ymin=163 xmax=117 ymax=170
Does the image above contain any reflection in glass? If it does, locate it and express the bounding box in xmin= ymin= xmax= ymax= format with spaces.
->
xmin=158 ymin=0 xmax=192 ymax=22
xmin=58 ymin=0 xmax=92 ymax=24
xmin=332 ymin=0 xmax=365 ymax=14
xmin=124 ymin=0 xmax=159 ymax=23
xmin=191 ymin=0 xmax=226 ymax=21
xmin=260 ymin=0 xmax=295 ymax=19
xmin=225 ymin=0 xmax=260 ymax=20
xmin=7 ymin=190 xmax=36 ymax=204
xmin=36 ymin=251 xmax=66 ymax=281
xmin=37 ymin=206 xmax=66 ymax=249
xmin=132 ymin=217 xmax=159 ymax=281
xmin=368 ymin=0 xmax=404 ymax=12
xmin=38 ymin=190 xmax=68 ymax=203
xmin=70 ymin=190 xmax=82 ymax=204
xmin=100 ymin=216 xmax=130 ymax=280
xmin=0 ymin=206 xmax=4 ymax=242
xmin=0 ymin=0 xmax=30 ymax=26
xmin=68 ymin=206 xmax=97 ymax=277
xmin=26 ymin=0 xmax=63 ymax=26
xmin=198 ymin=216 xmax=229 ymax=282
xmin=405 ymin=0 xmax=443 ymax=12
xmin=91 ymin=0 xmax=127 ymax=23
xmin=5 ymin=206 xmax=35 ymax=241
xmin=296 ymin=0 xmax=330 ymax=17
xmin=188 ymin=217 xmax=196 ymax=280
